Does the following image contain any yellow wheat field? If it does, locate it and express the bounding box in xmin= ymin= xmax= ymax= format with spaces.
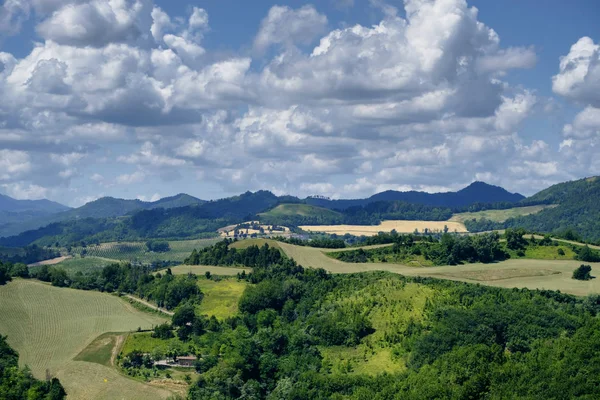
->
xmin=299 ymin=220 xmax=467 ymax=236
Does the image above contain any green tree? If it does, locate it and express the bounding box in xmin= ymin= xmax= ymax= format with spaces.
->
xmin=573 ymin=264 xmax=592 ymax=281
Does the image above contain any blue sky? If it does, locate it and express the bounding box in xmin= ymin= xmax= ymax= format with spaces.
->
xmin=0 ymin=0 xmax=598 ymax=206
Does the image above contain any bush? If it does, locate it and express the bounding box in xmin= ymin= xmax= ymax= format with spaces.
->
xmin=558 ymin=248 xmax=565 ymax=256
xmin=573 ymin=264 xmax=592 ymax=281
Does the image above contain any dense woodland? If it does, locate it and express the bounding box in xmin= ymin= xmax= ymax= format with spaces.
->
xmin=467 ymin=177 xmax=600 ymax=243
xmin=0 ymin=335 xmax=66 ymax=399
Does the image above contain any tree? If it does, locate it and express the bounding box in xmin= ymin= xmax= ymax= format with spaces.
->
xmin=10 ymin=263 xmax=29 ymax=278
xmin=0 ymin=263 xmax=12 ymax=285
xmin=573 ymin=264 xmax=592 ymax=281
xmin=505 ymin=228 xmax=527 ymax=250
xmin=172 ymin=303 xmax=196 ymax=327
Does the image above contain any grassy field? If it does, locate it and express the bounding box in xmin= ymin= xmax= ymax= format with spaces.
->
xmin=196 ymin=278 xmax=248 ymax=320
xmin=299 ymin=220 xmax=467 ymax=236
xmin=274 ymin=241 xmax=600 ymax=296
xmin=69 ymin=238 xmax=219 ymax=264
xmin=31 ymin=256 xmax=118 ymax=274
xmin=450 ymin=205 xmax=556 ymax=223
xmin=259 ymin=203 xmax=342 ymax=218
xmin=0 ymin=279 xmax=170 ymax=400
xmin=230 ymin=238 xmax=281 ymax=250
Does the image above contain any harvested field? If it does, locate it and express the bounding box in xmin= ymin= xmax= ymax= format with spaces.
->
xmin=299 ymin=220 xmax=467 ymax=236
xmin=0 ymin=279 xmax=169 ymax=400
xmin=275 ymin=242 xmax=600 ymax=296
xmin=28 ymin=256 xmax=71 ymax=266
xmin=450 ymin=205 xmax=556 ymax=223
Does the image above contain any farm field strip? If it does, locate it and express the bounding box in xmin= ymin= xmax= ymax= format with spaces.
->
xmin=0 ymin=279 xmax=169 ymax=400
xmin=449 ymin=205 xmax=556 ymax=223
xmin=299 ymin=220 xmax=467 ymax=236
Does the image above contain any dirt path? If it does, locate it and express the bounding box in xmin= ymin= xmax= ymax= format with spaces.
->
xmin=124 ymin=295 xmax=174 ymax=316
xmin=110 ymin=334 xmax=125 ymax=366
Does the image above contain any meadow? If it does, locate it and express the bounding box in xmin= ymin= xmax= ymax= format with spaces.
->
xmin=264 ymin=240 xmax=600 ymax=296
xmin=69 ymin=238 xmax=220 ymax=263
xmin=0 ymin=279 xmax=170 ymax=400
xmin=196 ymin=277 xmax=248 ymax=320
xmin=450 ymin=204 xmax=556 ymax=223
xmin=299 ymin=220 xmax=467 ymax=236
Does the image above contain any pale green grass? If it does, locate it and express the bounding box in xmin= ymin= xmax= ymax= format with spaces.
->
xmin=197 ymin=278 xmax=248 ymax=320
xmin=450 ymin=205 xmax=556 ymax=223
xmin=276 ymin=242 xmax=600 ymax=296
xmin=37 ymin=256 xmax=118 ymax=274
xmin=0 ymin=279 xmax=169 ymax=400
xmin=70 ymin=238 xmax=219 ymax=264
xmin=259 ymin=203 xmax=342 ymax=218
xmin=121 ymin=332 xmax=182 ymax=355
xmin=229 ymin=238 xmax=281 ymax=250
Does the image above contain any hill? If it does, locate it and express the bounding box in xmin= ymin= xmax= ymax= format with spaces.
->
xmin=0 ymin=193 xmax=204 ymax=238
xmin=0 ymin=191 xmax=281 ymax=247
xmin=260 ymin=203 xmax=342 ymax=220
xmin=467 ymin=176 xmax=600 ymax=243
xmin=0 ymin=193 xmax=69 ymax=214
xmin=305 ymin=181 xmax=524 ymax=210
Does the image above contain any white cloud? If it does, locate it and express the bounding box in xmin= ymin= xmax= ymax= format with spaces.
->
xmin=254 ymin=5 xmax=328 ymax=53
xmin=1 ymin=182 xmax=48 ymax=199
xmin=552 ymin=36 xmax=600 ymax=107
xmin=116 ymin=170 xmax=145 ymax=184
xmin=36 ymin=0 xmax=150 ymax=47
xmin=0 ymin=149 xmax=31 ymax=180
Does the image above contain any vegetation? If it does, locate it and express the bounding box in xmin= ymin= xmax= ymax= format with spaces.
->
xmin=331 ymin=232 xmax=508 ymax=265
xmin=467 ymin=176 xmax=600 ymax=243
xmin=0 ymin=244 xmax=59 ymax=264
xmin=273 ymin=236 xmax=346 ymax=248
xmin=0 ymin=335 xmax=66 ymax=399
xmin=0 ymin=279 xmax=167 ymax=399
xmin=573 ymin=265 xmax=593 ymax=281
xmin=184 ymin=239 xmax=283 ymax=268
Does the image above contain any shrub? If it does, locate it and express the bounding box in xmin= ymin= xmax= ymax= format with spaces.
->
xmin=573 ymin=264 xmax=592 ymax=281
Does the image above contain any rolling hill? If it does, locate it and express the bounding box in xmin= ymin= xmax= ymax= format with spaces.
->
xmin=260 ymin=203 xmax=343 ymax=218
xmin=466 ymin=176 xmax=600 ymax=243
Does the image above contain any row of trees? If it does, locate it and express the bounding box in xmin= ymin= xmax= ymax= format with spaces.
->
xmin=184 ymin=240 xmax=283 ymax=267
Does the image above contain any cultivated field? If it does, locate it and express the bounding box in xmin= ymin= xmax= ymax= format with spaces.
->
xmin=69 ymin=238 xmax=219 ymax=263
xmin=32 ymin=256 xmax=118 ymax=274
xmin=299 ymin=220 xmax=468 ymax=236
xmin=274 ymin=242 xmax=600 ymax=296
xmin=0 ymin=279 xmax=169 ymax=400
xmin=450 ymin=205 xmax=556 ymax=223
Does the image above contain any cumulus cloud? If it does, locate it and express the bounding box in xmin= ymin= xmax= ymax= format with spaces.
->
xmin=254 ymin=5 xmax=328 ymax=53
xmin=553 ymin=36 xmax=600 ymax=107
xmin=36 ymin=0 xmax=150 ymax=47
xmin=0 ymin=0 xmax=592 ymax=203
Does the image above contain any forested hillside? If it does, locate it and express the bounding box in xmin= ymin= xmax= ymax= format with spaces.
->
xmin=306 ymin=181 xmax=524 ymax=210
xmin=466 ymin=177 xmax=600 ymax=242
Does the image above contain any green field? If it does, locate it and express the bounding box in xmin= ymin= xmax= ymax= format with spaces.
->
xmin=259 ymin=203 xmax=342 ymax=218
xmin=271 ymin=241 xmax=600 ymax=296
xmin=69 ymin=238 xmax=220 ymax=264
xmin=450 ymin=205 xmax=556 ymax=223
xmin=197 ymin=278 xmax=248 ymax=320
xmin=33 ymin=256 xmax=118 ymax=274
xmin=229 ymin=238 xmax=281 ymax=250
xmin=0 ymin=279 xmax=170 ymax=400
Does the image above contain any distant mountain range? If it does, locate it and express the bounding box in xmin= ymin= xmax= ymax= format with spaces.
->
xmin=0 ymin=193 xmax=70 ymax=214
xmin=305 ymin=182 xmax=525 ymax=210
xmin=0 ymin=193 xmax=204 ymax=238
xmin=0 ymin=182 xmax=527 ymax=246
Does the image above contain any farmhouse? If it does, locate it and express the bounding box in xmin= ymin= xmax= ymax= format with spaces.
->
xmin=176 ymin=356 xmax=197 ymax=367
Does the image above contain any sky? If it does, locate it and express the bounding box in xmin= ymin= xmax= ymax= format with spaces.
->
xmin=0 ymin=0 xmax=598 ymax=207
